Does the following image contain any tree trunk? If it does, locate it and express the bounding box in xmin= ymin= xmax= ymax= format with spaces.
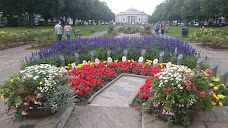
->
xmin=28 ymin=11 xmax=33 ymax=27
xmin=72 ymin=17 xmax=75 ymax=26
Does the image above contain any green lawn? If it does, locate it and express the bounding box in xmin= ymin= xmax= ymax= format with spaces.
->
xmin=165 ymin=26 xmax=201 ymax=40
xmin=0 ymin=25 xmax=109 ymax=37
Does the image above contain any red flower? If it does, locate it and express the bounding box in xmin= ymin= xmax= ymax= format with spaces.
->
xmin=205 ymin=69 xmax=212 ymax=75
xmin=85 ymin=87 xmax=91 ymax=94
xmin=200 ymin=91 xmax=207 ymax=98
xmin=166 ymin=87 xmax=172 ymax=93
xmin=184 ymin=80 xmax=191 ymax=86
xmin=78 ymin=91 xmax=84 ymax=96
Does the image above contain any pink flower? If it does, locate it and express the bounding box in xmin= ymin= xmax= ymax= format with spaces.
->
xmin=209 ymin=91 xmax=214 ymax=96
xmin=186 ymin=85 xmax=191 ymax=91
xmin=192 ymin=85 xmax=198 ymax=92
xmin=184 ymin=80 xmax=191 ymax=86
xmin=200 ymin=91 xmax=207 ymax=98
xmin=205 ymin=69 xmax=212 ymax=75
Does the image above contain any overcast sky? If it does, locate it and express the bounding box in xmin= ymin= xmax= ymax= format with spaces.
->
xmin=100 ymin=0 xmax=165 ymax=15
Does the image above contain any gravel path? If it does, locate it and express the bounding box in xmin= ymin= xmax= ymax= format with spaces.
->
xmin=0 ymin=45 xmax=36 ymax=85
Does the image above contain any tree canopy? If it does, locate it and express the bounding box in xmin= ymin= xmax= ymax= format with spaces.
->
xmin=0 ymin=0 xmax=115 ymax=26
xmin=151 ymin=0 xmax=228 ymax=24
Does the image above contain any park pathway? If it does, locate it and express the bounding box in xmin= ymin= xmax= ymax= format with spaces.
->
xmin=65 ymin=74 xmax=146 ymax=128
xmin=0 ymin=45 xmax=36 ymax=85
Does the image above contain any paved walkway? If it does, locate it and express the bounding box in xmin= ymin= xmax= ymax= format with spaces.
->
xmin=89 ymin=75 xmax=145 ymax=107
xmin=65 ymin=74 xmax=145 ymax=128
xmin=0 ymin=45 xmax=36 ymax=85
xmin=65 ymin=106 xmax=141 ymax=128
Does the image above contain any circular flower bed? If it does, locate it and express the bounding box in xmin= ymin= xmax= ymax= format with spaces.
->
xmin=151 ymin=64 xmax=213 ymax=127
xmin=0 ymin=64 xmax=74 ymax=119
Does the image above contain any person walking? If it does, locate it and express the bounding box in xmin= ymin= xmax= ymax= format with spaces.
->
xmin=154 ymin=23 xmax=160 ymax=35
xmin=160 ymin=22 xmax=166 ymax=35
xmin=64 ymin=21 xmax=72 ymax=42
xmin=54 ymin=21 xmax=63 ymax=43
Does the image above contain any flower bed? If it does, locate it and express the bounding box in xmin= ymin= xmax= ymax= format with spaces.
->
xmin=0 ymin=30 xmax=56 ymax=49
xmin=136 ymin=63 xmax=227 ymax=127
xmin=23 ymin=36 xmax=198 ymax=69
xmin=66 ymin=59 xmax=161 ymax=101
xmin=0 ymin=64 xmax=75 ymax=120
xmin=191 ymin=27 xmax=228 ymax=49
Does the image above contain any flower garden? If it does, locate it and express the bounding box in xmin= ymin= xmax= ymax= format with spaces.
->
xmin=191 ymin=26 xmax=228 ymax=49
xmin=0 ymin=34 xmax=228 ymax=127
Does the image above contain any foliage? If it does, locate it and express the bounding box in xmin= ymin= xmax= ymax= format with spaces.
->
xmin=151 ymin=0 xmax=228 ymax=25
xmin=0 ymin=64 xmax=75 ymax=120
xmin=0 ymin=0 xmax=114 ymax=26
xmin=191 ymin=26 xmax=228 ymax=48
xmin=22 ymin=36 xmax=198 ymax=68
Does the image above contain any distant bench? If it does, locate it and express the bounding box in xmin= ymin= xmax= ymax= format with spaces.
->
xmin=74 ymin=29 xmax=83 ymax=38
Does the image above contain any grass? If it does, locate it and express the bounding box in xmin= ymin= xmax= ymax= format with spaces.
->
xmin=0 ymin=25 xmax=109 ymax=37
xmin=165 ymin=26 xmax=200 ymax=40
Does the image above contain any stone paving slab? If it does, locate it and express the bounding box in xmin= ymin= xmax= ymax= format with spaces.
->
xmin=89 ymin=75 xmax=146 ymax=107
xmin=65 ymin=106 xmax=141 ymax=128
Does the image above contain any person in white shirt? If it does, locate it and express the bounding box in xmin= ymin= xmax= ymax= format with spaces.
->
xmin=64 ymin=21 xmax=72 ymax=42
xmin=54 ymin=21 xmax=62 ymax=43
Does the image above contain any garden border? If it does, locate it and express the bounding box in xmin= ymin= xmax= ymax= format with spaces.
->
xmin=87 ymin=73 xmax=148 ymax=105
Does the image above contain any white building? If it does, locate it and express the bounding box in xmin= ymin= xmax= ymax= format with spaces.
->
xmin=115 ymin=8 xmax=149 ymax=24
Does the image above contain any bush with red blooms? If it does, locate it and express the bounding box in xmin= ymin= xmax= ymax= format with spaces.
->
xmin=136 ymin=77 xmax=152 ymax=104
xmin=67 ymin=61 xmax=162 ymax=101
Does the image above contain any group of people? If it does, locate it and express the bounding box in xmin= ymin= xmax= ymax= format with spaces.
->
xmin=54 ymin=20 xmax=72 ymax=43
xmin=154 ymin=22 xmax=166 ymax=35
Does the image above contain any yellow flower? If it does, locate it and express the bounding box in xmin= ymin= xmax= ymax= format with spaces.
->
xmin=103 ymin=61 xmax=107 ymax=63
xmin=64 ymin=66 xmax=69 ymax=69
xmin=212 ymin=101 xmax=216 ymax=106
xmin=213 ymin=94 xmax=219 ymax=100
xmin=0 ymin=94 xmax=4 ymax=99
xmin=114 ymin=60 xmax=118 ymax=63
xmin=69 ymin=70 xmax=72 ymax=72
xmin=89 ymin=62 xmax=93 ymax=65
xmin=219 ymin=102 xmax=223 ymax=106
xmin=214 ymin=86 xmax=219 ymax=90
xmin=217 ymin=94 xmax=226 ymax=100
xmin=204 ymin=73 xmax=209 ymax=77
xmin=210 ymin=83 xmax=214 ymax=87
xmin=221 ymin=84 xmax=226 ymax=88
xmin=212 ymin=77 xmax=220 ymax=82
xmin=10 ymin=79 xmax=14 ymax=83
xmin=77 ymin=64 xmax=83 ymax=69
xmin=131 ymin=59 xmax=134 ymax=62
xmin=159 ymin=63 xmax=163 ymax=68
xmin=127 ymin=60 xmax=131 ymax=62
